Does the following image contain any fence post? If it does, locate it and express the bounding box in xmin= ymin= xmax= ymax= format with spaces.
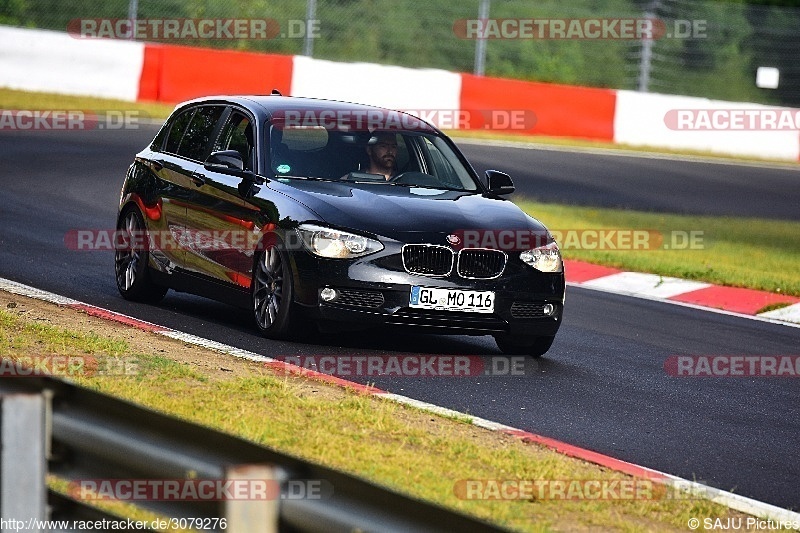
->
xmin=224 ymin=464 xmax=278 ymax=533
xmin=303 ymin=0 xmax=317 ymax=57
xmin=1 ymin=393 xmax=47 ymax=532
xmin=127 ymin=0 xmax=139 ymax=39
xmin=473 ymin=0 xmax=490 ymax=76
xmin=637 ymin=0 xmax=661 ymax=92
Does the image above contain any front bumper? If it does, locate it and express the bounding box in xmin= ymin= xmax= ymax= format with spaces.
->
xmin=289 ymin=243 xmax=565 ymax=337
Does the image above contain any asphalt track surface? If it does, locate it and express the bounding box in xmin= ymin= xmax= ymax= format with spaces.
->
xmin=1 ymin=127 xmax=798 ymax=510
xmin=462 ymin=141 xmax=800 ymax=220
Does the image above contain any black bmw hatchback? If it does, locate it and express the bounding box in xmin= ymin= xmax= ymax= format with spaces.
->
xmin=115 ymin=95 xmax=565 ymax=356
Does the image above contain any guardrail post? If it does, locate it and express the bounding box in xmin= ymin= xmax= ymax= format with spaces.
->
xmin=224 ymin=464 xmax=278 ymax=533
xmin=1 ymin=393 xmax=47 ymax=532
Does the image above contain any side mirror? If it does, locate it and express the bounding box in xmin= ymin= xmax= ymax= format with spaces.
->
xmin=485 ymin=170 xmax=515 ymax=195
xmin=204 ymin=150 xmax=263 ymax=189
xmin=205 ymin=150 xmax=245 ymax=172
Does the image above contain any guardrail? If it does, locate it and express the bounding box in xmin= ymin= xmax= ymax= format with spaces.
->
xmin=0 ymin=375 xmax=508 ymax=532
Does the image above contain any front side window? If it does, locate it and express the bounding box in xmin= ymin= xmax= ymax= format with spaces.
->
xmin=416 ymin=136 xmax=476 ymax=190
xmin=214 ymin=111 xmax=255 ymax=171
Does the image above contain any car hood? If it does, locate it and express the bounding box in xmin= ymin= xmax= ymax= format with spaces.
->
xmin=266 ymin=180 xmax=548 ymax=241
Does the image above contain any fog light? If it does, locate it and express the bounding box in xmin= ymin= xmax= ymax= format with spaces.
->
xmin=320 ymin=287 xmax=338 ymax=302
xmin=543 ymin=303 xmax=555 ymax=316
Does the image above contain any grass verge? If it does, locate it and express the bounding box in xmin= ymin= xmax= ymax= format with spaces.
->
xmin=0 ymin=295 xmax=786 ymax=532
xmin=0 ymin=88 xmax=174 ymax=120
xmin=517 ymin=200 xmax=800 ymax=297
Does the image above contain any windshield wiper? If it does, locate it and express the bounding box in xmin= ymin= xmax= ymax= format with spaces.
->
xmin=273 ymin=175 xmax=333 ymax=182
xmin=386 ymin=182 xmax=464 ymax=192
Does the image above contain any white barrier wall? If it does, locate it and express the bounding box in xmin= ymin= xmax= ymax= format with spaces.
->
xmin=1 ymin=24 xmax=798 ymax=161
xmin=0 ymin=26 xmax=144 ymax=101
xmin=290 ymin=56 xmax=462 ymax=129
xmin=614 ymin=90 xmax=800 ymax=161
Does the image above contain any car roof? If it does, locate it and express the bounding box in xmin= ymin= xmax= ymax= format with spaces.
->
xmin=174 ymin=95 xmax=439 ymax=133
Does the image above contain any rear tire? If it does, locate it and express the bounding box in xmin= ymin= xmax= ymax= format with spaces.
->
xmin=494 ymin=335 xmax=555 ymax=358
xmin=114 ymin=207 xmax=167 ymax=303
xmin=252 ymin=243 xmax=301 ymax=339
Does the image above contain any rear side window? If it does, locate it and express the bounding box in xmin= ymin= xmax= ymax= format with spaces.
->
xmin=177 ymin=106 xmax=225 ymax=161
xmin=163 ymin=109 xmax=194 ymax=155
xmin=150 ymin=123 xmax=169 ymax=151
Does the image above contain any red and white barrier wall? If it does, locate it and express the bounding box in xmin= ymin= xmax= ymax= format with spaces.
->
xmin=2 ymin=26 xmax=798 ymax=161
xmin=290 ymin=55 xmax=462 ymax=114
xmin=0 ymin=26 xmax=145 ymax=101
xmin=613 ymin=90 xmax=800 ymax=161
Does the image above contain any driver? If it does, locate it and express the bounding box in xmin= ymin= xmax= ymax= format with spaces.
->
xmin=365 ymin=131 xmax=398 ymax=180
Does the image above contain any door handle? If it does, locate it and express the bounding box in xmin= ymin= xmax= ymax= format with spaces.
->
xmin=190 ymin=172 xmax=206 ymax=186
xmin=140 ymin=158 xmax=164 ymax=172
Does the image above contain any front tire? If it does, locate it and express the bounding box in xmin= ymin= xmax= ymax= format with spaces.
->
xmin=114 ymin=207 xmax=167 ymax=303
xmin=252 ymin=244 xmax=300 ymax=339
xmin=494 ymin=335 xmax=555 ymax=358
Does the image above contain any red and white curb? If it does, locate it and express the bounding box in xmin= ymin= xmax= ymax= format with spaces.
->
xmin=0 ymin=276 xmax=798 ymax=526
xmin=564 ymin=260 xmax=800 ymax=328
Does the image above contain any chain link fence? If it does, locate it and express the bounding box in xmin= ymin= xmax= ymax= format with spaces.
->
xmin=1 ymin=0 xmax=798 ymax=106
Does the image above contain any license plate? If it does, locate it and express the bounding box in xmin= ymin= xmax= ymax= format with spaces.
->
xmin=409 ymin=286 xmax=495 ymax=313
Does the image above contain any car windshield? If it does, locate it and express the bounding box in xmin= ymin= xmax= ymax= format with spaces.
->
xmin=267 ymin=124 xmax=479 ymax=192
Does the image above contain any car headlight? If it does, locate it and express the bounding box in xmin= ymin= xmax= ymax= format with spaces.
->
xmin=520 ymin=242 xmax=562 ymax=273
xmin=296 ymin=223 xmax=383 ymax=259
